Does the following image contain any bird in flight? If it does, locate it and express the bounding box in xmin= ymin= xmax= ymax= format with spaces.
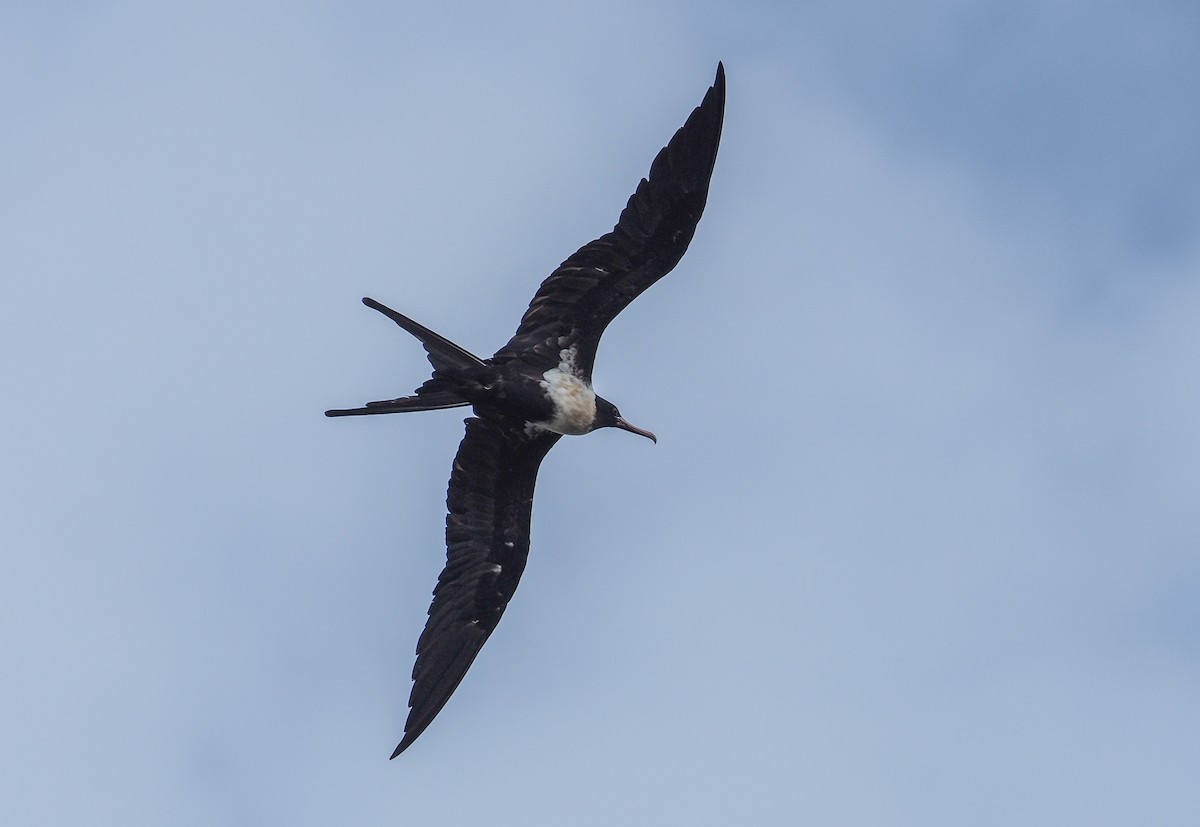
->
xmin=327 ymin=63 xmax=725 ymax=757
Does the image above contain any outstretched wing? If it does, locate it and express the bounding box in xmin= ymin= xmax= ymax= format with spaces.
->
xmin=491 ymin=63 xmax=725 ymax=378
xmin=392 ymin=415 xmax=561 ymax=757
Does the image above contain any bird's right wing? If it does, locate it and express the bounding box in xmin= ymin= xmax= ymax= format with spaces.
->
xmin=392 ymin=415 xmax=561 ymax=757
xmin=491 ymin=63 xmax=725 ymax=379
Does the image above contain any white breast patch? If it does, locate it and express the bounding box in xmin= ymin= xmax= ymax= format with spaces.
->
xmin=529 ymin=346 xmax=596 ymax=436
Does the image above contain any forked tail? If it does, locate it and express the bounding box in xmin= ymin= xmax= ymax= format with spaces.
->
xmin=324 ymin=298 xmax=485 ymax=418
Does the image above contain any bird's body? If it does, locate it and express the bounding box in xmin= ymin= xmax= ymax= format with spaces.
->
xmin=327 ymin=64 xmax=725 ymax=756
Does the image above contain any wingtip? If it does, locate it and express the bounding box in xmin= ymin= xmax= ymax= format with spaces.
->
xmin=712 ymin=62 xmax=725 ymax=97
xmin=701 ymin=62 xmax=725 ymax=120
xmin=390 ymin=732 xmax=417 ymax=759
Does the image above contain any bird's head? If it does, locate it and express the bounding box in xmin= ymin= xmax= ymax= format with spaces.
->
xmin=593 ymin=397 xmax=657 ymax=443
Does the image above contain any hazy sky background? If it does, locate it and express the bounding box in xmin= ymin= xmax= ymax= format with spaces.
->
xmin=4 ymin=2 xmax=1198 ymax=824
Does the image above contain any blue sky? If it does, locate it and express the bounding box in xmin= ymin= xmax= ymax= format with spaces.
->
xmin=3 ymin=2 xmax=1198 ymax=824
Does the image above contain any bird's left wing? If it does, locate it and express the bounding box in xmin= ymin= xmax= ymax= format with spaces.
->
xmin=392 ymin=415 xmax=561 ymax=757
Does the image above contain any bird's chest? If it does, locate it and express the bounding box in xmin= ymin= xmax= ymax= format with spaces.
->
xmin=534 ymin=367 xmax=596 ymax=435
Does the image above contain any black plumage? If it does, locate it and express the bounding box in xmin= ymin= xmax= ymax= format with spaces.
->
xmin=327 ymin=63 xmax=725 ymax=757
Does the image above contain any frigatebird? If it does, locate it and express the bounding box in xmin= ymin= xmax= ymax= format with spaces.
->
xmin=327 ymin=63 xmax=724 ymax=757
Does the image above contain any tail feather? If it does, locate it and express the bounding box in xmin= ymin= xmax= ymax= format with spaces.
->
xmin=325 ymin=389 xmax=469 ymax=417
xmin=362 ymin=297 xmax=485 ymax=375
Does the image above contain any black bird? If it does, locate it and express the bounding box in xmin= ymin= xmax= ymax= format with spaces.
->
xmin=327 ymin=64 xmax=724 ymax=757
